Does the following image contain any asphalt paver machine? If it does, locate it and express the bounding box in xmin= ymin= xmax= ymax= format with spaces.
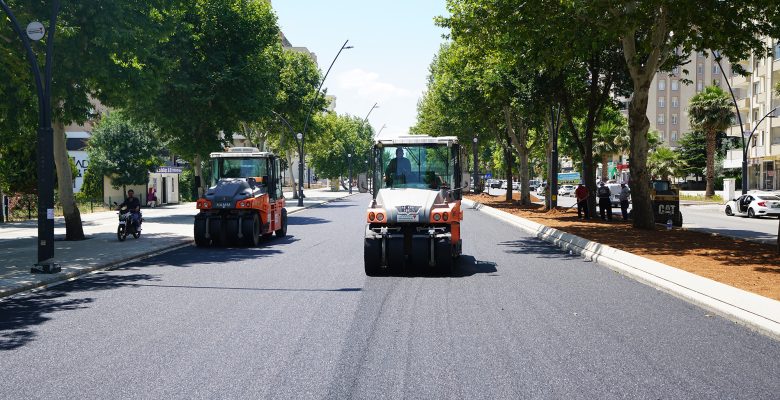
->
xmin=364 ymin=135 xmax=468 ymax=276
xmin=194 ymin=147 xmax=287 ymax=247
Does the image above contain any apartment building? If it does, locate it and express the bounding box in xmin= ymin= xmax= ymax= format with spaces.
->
xmin=722 ymin=39 xmax=780 ymax=192
xmin=646 ymin=51 xmax=731 ymax=147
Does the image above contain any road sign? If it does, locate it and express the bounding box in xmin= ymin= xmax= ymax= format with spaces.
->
xmin=485 ymin=173 xmax=492 ymax=179
xmin=26 ymin=21 xmax=45 ymax=41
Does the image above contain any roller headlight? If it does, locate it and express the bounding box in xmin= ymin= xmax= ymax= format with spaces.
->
xmin=442 ymin=212 xmax=449 ymax=221
xmin=433 ymin=213 xmax=441 ymax=221
xmin=376 ymin=213 xmax=385 ymax=221
xmin=368 ymin=211 xmax=376 ymax=221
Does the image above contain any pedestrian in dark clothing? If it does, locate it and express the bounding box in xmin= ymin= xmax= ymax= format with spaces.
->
xmin=597 ymin=182 xmax=612 ymax=221
xmin=619 ymin=183 xmax=630 ymax=220
xmin=574 ymin=183 xmax=589 ymax=219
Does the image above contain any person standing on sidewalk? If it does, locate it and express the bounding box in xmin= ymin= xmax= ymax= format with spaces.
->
xmin=575 ymin=183 xmax=589 ymax=219
xmin=597 ymin=182 xmax=612 ymax=221
xmin=619 ymin=183 xmax=630 ymax=220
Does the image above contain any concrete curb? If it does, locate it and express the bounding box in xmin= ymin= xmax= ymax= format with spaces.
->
xmin=0 ymin=192 xmax=357 ymax=300
xmin=463 ymin=198 xmax=780 ymax=341
xmin=0 ymin=239 xmax=193 ymax=299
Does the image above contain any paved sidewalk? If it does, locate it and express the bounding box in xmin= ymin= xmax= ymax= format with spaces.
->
xmin=0 ymin=188 xmax=355 ymax=298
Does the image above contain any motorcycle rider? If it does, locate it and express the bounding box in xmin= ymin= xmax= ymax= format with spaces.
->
xmin=117 ymin=189 xmax=142 ymax=230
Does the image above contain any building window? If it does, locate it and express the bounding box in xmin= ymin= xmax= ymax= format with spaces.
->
xmin=714 ymin=78 xmax=721 ymax=86
xmin=697 ymin=81 xmax=704 ymax=92
xmin=671 ymin=115 xmax=678 ymax=125
xmin=657 ymin=114 xmax=665 ymax=125
xmin=671 ymin=80 xmax=679 ymax=90
xmin=775 ymin=43 xmax=780 ymax=60
xmin=658 ymin=80 xmax=666 ymax=90
xmin=671 ymin=131 xmax=678 ymax=141
xmin=671 ymin=66 xmax=679 ymax=75
xmin=658 ymin=97 xmax=665 ymax=108
xmin=753 ymin=81 xmax=762 ymax=94
xmin=671 ymin=97 xmax=679 ymax=108
xmin=697 ymin=63 xmax=704 ymax=74
xmin=712 ymin=65 xmax=720 ymax=75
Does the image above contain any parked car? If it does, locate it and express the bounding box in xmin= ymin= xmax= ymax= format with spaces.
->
xmin=500 ymin=180 xmax=520 ymax=190
xmin=605 ymin=183 xmax=628 ymax=207
xmin=487 ymin=179 xmax=503 ymax=189
xmin=536 ymin=183 xmax=547 ymax=196
xmin=558 ymin=184 xmax=575 ymax=196
xmin=724 ymin=193 xmax=780 ymax=218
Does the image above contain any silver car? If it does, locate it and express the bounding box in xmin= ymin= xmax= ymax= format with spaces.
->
xmin=725 ymin=193 xmax=780 ymax=218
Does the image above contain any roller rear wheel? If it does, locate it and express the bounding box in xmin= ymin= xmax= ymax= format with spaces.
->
xmin=364 ymin=238 xmax=383 ymax=276
xmin=242 ymin=213 xmax=261 ymax=246
xmin=194 ymin=218 xmax=210 ymax=247
xmin=435 ymin=238 xmax=454 ymax=276
xmin=275 ymin=209 xmax=288 ymax=238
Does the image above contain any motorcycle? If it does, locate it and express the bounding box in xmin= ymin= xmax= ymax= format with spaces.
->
xmin=114 ymin=203 xmax=142 ymax=241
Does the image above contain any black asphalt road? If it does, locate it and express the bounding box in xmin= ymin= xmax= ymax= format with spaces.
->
xmin=1 ymin=194 xmax=778 ymax=399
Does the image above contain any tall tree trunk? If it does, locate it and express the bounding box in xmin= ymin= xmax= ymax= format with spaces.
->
xmin=602 ymin=153 xmax=610 ymax=181
xmin=627 ymin=82 xmax=655 ymax=230
xmin=194 ymin=154 xmax=204 ymax=199
xmin=286 ymin=153 xmax=298 ymax=199
xmin=504 ymin=144 xmax=513 ymax=202
xmin=705 ymin=130 xmax=716 ymax=198
xmin=583 ymin=146 xmax=597 ymax=218
xmin=504 ymin=105 xmax=531 ymax=205
xmin=53 ymin=121 xmax=84 ymax=240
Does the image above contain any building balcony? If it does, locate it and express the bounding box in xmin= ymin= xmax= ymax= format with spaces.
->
xmin=751 ymin=146 xmax=766 ymax=158
xmin=735 ymin=97 xmax=751 ymax=109
xmin=772 ymin=144 xmax=780 ymax=157
xmin=723 ymin=149 xmax=743 ymax=169
xmin=728 ymin=123 xmax=750 ymax=137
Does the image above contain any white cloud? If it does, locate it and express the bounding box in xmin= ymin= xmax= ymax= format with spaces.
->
xmin=335 ymin=68 xmax=415 ymax=99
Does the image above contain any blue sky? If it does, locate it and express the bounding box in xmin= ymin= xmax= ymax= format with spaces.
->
xmin=272 ymin=1 xmax=449 ymax=138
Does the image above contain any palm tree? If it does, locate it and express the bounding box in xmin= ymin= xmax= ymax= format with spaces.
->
xmin=688 ymin=86 xmax=733 ymax=198
xmin=593 ymin=119 xmax=629 ymax=181
xmin=648 ymin=146 xmax=687 ymax=181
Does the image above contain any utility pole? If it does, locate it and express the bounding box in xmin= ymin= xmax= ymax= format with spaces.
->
xmin=472 ymin=137 xmax=479 ymax=193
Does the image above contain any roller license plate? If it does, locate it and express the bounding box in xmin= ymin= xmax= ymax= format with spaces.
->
xmin=216 ymin=202 xmax=232 ymax=208
xmin=397 ymin=213 xmax=419 ymax=222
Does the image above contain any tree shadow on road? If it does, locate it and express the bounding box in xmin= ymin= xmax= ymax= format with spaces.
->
xmin=0 ymin=273 xmax=160 ymax=351
xmin=498 ymin=238 xmax=580 ymax=260
xmin=128 ymin=236 xmax=300 ymax=269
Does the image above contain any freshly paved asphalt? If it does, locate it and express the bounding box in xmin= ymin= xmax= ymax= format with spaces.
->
xmin=1 ymin=193 xmax=778 ymax=399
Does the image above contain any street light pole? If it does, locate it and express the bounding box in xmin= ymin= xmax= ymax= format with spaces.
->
xmin=299 ymin=39 xmax=353 ymax=207
xmin=713 ymin=51 xmax=763 ymax=195
xmin=1 ymin=0 xmax=61 ymax=273
xmin=348 ymin=153 xmax=353 ymax=194
xmin=472 ymin=137 xmax=479 ymax=194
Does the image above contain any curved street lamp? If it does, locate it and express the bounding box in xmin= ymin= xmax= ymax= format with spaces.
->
xmin=713 ymin=50 xmax=778 ymax=194
xmin=298 ymin=40 xmax=353 ymax=206
xmin=1 ymin=0 xmax=61 ymax=272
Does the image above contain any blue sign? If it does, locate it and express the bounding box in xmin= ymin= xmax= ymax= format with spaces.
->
xmin=484 ymin=173 xmax=492 ymax=179
xmin=557 ymin=172 xmax=581 ymax=182
xmin=156 ymin=166 xmax=183 ymax=174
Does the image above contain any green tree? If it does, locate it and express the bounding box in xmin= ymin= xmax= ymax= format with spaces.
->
xmin=309 ymin=113 xmax=373 ymax=181
xmin=260 ymin=49 xmax=326 ymax=197
xmin=1 ymin=0 xmax=179 ymax=238
xmin=593 ymin=109 xmax=630 ymax=181
xmin=688 ymin=86 xmax=733 ymax=198
xmin=648 ymin=146 xmax=687 ymax=181
xmin=123 ymin=0 xmax=282 ymax=198
xmin=86 ymin=112 xmax=163 ymax=195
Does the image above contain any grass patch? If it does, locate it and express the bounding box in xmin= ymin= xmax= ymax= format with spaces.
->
xmin=680 ymin=193 xmax=723 ymax=202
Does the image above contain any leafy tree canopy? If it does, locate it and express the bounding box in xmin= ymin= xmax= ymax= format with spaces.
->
xmin=86 ymin=111 xmax=163 ymax=189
